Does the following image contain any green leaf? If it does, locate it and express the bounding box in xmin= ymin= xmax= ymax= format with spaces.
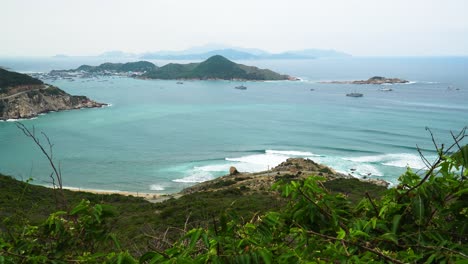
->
xmin=258 ymin=249 xmax=272 ymax=264
xmin=70 ymin=200 xmax=89 ymax=215
xmin=187 ymin=228 xmax=202 ymax=251
xmin=380 ymin=233 xmax=398 ymax=244
xmin=337 ymin=228 xmax=346 ymax=239
xmin=139 ymin=252 xmax=165 ymax=263
xmin=451 ymin=144 xmax=468 ymax=168
xmin=412 ymin=195 xmax=425 ymax=225
xmin=454 ymin=187 xmax=468 ymax=196
xmin=392 ymin=214 xmax=402 ymax=234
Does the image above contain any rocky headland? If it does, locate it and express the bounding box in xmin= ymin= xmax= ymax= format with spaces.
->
xmin=321 ymin=76 xmax=409 ymax=85
xmin=0 ymin=68 xmax=106 ymax=120
xmin=181 ymin=158 xmax=389 ymax=196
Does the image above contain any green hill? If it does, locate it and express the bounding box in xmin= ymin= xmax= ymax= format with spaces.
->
xmin=0 ymin=68 xmax=43 ymax=93
xmin=143 ymin=55 xmax=292 ymax=80
xmin=75 ymin=61 xmax=157 ymax=73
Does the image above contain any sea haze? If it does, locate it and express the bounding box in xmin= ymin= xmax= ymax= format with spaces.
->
xmin=0 ymin=57 xmax=467 ymax=193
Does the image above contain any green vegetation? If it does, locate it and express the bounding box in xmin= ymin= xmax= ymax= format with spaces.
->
xmin=143 ymin=55 xmax=291 ymax=80
xmin=0 ymin=128 xmax=466 ymax=263
xmin=41 ymin=86 xmax=67 ymax=96
xmin=76 ymin=61 xmax=157 ymax=73
xmin=0 ymin=68 xmax=43 ymax=92
xmin=143 ymin=62 xmax=198 ymax=79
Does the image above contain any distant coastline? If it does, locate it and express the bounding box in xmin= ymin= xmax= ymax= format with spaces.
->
xmin=42 ymin=55 xmax=297 ymax=81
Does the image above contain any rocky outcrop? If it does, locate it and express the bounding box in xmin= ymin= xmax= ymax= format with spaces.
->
xmin=182 ymin=158 xmax=391 ymax=195
xmin=321 ymin=76 xmax=409 ymax=85
xmin=0 ymin=85 xmax=106 ymax=120
xmin=229 ymin=166 xmax=239 ymax=175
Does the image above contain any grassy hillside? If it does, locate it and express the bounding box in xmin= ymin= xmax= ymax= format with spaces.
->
xmin=0 ymin=171 xmax=387 ymax=254
xmin=0 ymin=68 xmax=43 ymax=92
xmin=76 ymin=61 xmax=157 ymax=73
xmin=143 ymin=55 xmax=290 ymax=80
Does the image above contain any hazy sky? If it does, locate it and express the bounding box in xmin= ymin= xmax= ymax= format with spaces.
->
xmin=2 ymin=0 xmax=467 ymax=56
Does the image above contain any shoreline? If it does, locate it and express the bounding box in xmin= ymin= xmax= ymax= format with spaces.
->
xmin=63 ymin=186 xmax=180 ymax=203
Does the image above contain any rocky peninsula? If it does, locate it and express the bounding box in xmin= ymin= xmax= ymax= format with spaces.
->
xmin=0 ymin=68 xmax=106 ymax=120
xmin=181 ymin=158 xmax=389 ymax=197
xmin=321 ymin=76 xmax=409 ymax=85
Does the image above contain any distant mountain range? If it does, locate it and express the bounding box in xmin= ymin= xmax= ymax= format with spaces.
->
xmin=54 ymin=44 xmax=351 ymax=60
xmin=140 ymin=48 xmax=351 ymax=60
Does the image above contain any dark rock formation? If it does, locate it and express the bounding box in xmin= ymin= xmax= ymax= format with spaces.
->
xmin=229 ymin=166 xmax=239 ymax=175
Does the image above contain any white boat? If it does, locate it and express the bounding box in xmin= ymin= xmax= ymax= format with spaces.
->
xmin=235 ymin=85 xmax=247 ymax=90
xmin=346 ymin=92 xmax=363 ymax=97
xmin=379 ymin=88 xmax=393 ymax=91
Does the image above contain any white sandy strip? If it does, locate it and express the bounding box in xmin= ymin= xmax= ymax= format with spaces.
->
xmin=63 ymin=186 xmax=173 ymax=202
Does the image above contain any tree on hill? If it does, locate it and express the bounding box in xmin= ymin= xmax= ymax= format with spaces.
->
xmin=0 ymin=68 xmax=43 ymax=92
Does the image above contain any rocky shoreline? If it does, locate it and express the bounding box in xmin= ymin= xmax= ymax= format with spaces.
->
xmin=0 ymin=84 xmax=106 ymax=121
xmin=179 ymin=158 xmax=389 ymax=198
xmin=60 ymin=158 xmax=390 ymax=204
xmin=320 ymin=76 xmax=409 ymax=85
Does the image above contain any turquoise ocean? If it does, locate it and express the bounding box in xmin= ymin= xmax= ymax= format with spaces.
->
xmin=0 ymin=57 xmax=467 ymax=193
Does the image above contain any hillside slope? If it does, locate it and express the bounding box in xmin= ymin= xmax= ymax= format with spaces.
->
xmin=0 ymin=69 xmax=106 ymax=120
xmin=142 ymin=55 xmax=293 ymax=80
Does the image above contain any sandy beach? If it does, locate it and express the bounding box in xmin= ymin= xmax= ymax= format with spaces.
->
xmin=63 ymin=187 xmax=181 ymax=203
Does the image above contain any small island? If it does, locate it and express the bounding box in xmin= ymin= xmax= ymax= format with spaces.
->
xmin=321 ymin=76 xmax=409 ymax=85
xmin=43 ymin=55 xmax=296 ymax=81
xmin=141 ymin=55 xmax=295 ymax=80
xmin=0 ymin=68 xmax=106 ymax=120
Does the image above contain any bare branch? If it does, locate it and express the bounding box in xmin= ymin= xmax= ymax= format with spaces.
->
xmin=15 ymin=122 xmax=68 ymax=209
xmin=416 ymin=144 xmax=432 ymax=169
xmin=365 ymin=192 xmax=380 ymax=219
xmin=402 ymin=127 xmax=467 ymax=199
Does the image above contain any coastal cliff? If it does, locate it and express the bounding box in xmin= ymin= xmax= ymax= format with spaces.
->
xmin=0 ymin=68 xmax=106 ymax=120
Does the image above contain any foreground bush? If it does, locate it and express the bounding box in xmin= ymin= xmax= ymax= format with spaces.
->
xmin=1 ymin=144 xmax=467 ymax=263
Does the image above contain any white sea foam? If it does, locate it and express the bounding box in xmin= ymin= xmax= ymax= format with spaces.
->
xmin=313 ymin=156 xmax=383 ymax=178
xmin=173 ymin=149 xmax=317 ymax=183
xmin=354 ymin=164 xmax=384 ymax=177
xmin=344 ymin=153 xmax=433 ymax=170
xmin=6 ymin=117 xmax=37 ymax=122
xmin=149 ymin=184 xmax=165 ymax=191
xmin=265 ymin=150 xmax=319 ymax=156
xmin=172 ymin=170 xmax=214 ymax=183
xmin=412 ymin=81 xmax=439 ymax=84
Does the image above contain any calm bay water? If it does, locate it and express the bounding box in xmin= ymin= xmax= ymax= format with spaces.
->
xmin=0 ymin=57 xmax=467 ymax=193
